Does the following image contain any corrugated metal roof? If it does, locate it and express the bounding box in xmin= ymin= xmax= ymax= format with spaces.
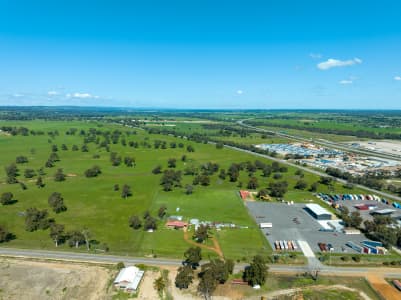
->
xmin=305 ymin=203 xmax=332 ymax=216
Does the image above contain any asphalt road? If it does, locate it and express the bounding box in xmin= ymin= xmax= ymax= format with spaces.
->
xmin=1 ymin=247 xmax=401 ymax=277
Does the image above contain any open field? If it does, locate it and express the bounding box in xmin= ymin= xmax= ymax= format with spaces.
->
xmin=0 ymin=257 xmax=113 ymax=300
xmin=1 ymin=115 xmax=400 ymax=262
xmin=1 ymin=119 xmax=313 ymax=259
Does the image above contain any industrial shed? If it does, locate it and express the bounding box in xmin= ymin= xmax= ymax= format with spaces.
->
xmin=304 ymin=203 xmax=332 ymax=220
xmin=370 ymin=209 xmax=396 ymax=216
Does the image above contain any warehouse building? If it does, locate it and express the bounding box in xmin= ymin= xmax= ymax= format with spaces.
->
xmin=304 ymin=203 xmax=332 ymax=220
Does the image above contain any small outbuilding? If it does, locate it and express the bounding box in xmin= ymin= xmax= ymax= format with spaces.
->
xmin=114 ymin=266 xmax=144 ymax=293
xmin=304 ymin=203 xmax=332 ymax=220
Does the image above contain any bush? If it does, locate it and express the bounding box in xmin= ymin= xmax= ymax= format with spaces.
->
xmin=116 ymin=262 xmax=125 ymax=270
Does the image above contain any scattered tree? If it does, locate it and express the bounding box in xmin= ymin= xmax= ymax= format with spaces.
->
xmin=194 ymin=224 xmax=209 ymax=243
xmin=121 ymin=184 xmax=132 ymax=199
xmin=16 ymin=156 xmax=28 ymax=164
xmin=1 ymin=192 xmax=15 ymax=205
xmin=152 ymin=165 xmax=162 ymax=174
xmin=158 ymin=205 xmax=167 ymax=218
xmin=67 ymin=230 xmax=85 ymax=248
xmin=294 ymin=179 xmax=308 ymax=190
xmin=185 ymin=184 xmax=194 ymax=195
xmin=84 ymin=165 xmax=101 ymax=178
xmin=24 ymin=168 xmax=36 ymax=178
xmin=36 ymin=176 xmax=45 ymax=188
xmin=247 ymin=177 xmax=259 ymax=189
xmin=50 ymin=223 xmax=65 ymax=247
xmin=129 ymin=215 xmax=142 ymax=229
xmin=25 ymin=207 xmax=53 ymax=231
xmin=168 ymin=158 xmax=177 ymax=168
xmin=48 ymin=192 xmax=67 ymax=213
xmin=0 ymin=225 xmax=14 ymax=243
xmin=54 ymin=168 xmax=66 ymax=182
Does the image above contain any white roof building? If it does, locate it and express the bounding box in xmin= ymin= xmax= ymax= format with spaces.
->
xmin=114 ymin=266 xmax=145 ymax=292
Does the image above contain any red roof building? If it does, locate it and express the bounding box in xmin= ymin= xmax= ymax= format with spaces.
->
xmin=166 ymin=220 xmax=188 ymax=228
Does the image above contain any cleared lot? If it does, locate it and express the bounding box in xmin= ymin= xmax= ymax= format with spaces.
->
xmin=246 ymin=202 xmax=370 ymax=254
xmin=0 ymin=258 xmax=113 ymax=300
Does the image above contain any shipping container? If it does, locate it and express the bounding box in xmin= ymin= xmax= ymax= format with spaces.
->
xmin=362 ymin=240 xmax=383 ymax=248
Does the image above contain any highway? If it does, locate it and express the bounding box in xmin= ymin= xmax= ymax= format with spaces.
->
xmin=1 ymin=247 xmax=401 ymax=278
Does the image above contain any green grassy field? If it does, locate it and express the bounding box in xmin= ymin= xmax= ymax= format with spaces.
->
xmin=0 ymin=120 xmax=371 ymax=259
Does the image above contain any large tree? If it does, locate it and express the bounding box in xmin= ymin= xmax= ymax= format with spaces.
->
xmin=1 ymin=192 xmax=15 ymax=205
xmin=129 ymin=215 xmax=142 ymax=229
xmin=67 ymin=230 xmax=85 ymax=248
xmin=184 ymin=246 xmax=202 ymax=269
xmin=194 ymin=224 xmax=209 ymax=243
xmin=0 ymin=225 xmax=13 ymax=243
xmin=25 ymin=207 xmax=53 ymax=231
xmin=48 ymin=192 xmax=67 ymax=213
xmin=54 ymin=168 xmax=66 ymax=182
xmin=82 ymin=227 xmax=92 ymax=251
xmin=198 ymin=269 xmax=217 ymax=300
xmin=268 ymin=181 xmax=288 ymax=197
xmin=49 ymin=223 xmax=65 ymax=247
xmin=243 ymin=255 xmax=269 ymax=286
xmin=121 ymin=184 xmax=132 ymax=199
xmin=175 ymin=265 xmax=194 ymax=289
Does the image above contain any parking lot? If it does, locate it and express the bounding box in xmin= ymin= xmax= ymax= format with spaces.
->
xmin=246 ymin=202 xmax=369 ymax=254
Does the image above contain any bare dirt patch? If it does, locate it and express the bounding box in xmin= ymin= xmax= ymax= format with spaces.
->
xmin=137 ymin=270 xmax=160 ymax=300
xmin=166 ymin=267 xmax=201 ymax=300
xmin=0 ymin=258 xmax=113 ymax=300
xmin=366 ymin=274 xmax=400 ymax=300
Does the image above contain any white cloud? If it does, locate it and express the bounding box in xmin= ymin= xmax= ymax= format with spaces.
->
xmin=309 ymin=53 xmax=322 ymax=59
xmin=339 ymin=80 xmax=353 ymax=85
xmin=317 ymin=58 xmax=362 ymax=70
xmin=236 ymin=90 xmax=243 ymax=95
xmin=13 ymin=93 xmax=24 ymax=97
xmin=394 ymin=76 xmax=401 ymax=81
xmin=67 ymin=92 xmax=99 ymax=99
xmin=47 ymin=90 xmax=59 ymax=96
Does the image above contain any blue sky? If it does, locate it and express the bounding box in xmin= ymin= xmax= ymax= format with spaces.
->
xmin=1 ymin=0 xmax=401 ymax=109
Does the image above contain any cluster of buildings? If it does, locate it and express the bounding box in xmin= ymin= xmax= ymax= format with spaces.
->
xmin=255 ymin=142 xmax=401 ymax=176
xmin=165 ymin=215 xmax=244 ymax=231
xmin=255 ymin=143 xmax=342 ymax=157
xmin=301 ymin=155 xmax=401 ymax=176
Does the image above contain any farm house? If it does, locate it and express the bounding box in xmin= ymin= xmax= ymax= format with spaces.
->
xmin=114 ymin=266 xmax=144 ymax=293
xmin=166 ymin=220 xmax=188 ymax=229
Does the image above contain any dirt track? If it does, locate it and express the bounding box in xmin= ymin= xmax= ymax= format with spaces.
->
xmin=183 ymin=228 xmax=223 ymax=258
xmin=366 ymin=274 xmax=400 ymax=300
